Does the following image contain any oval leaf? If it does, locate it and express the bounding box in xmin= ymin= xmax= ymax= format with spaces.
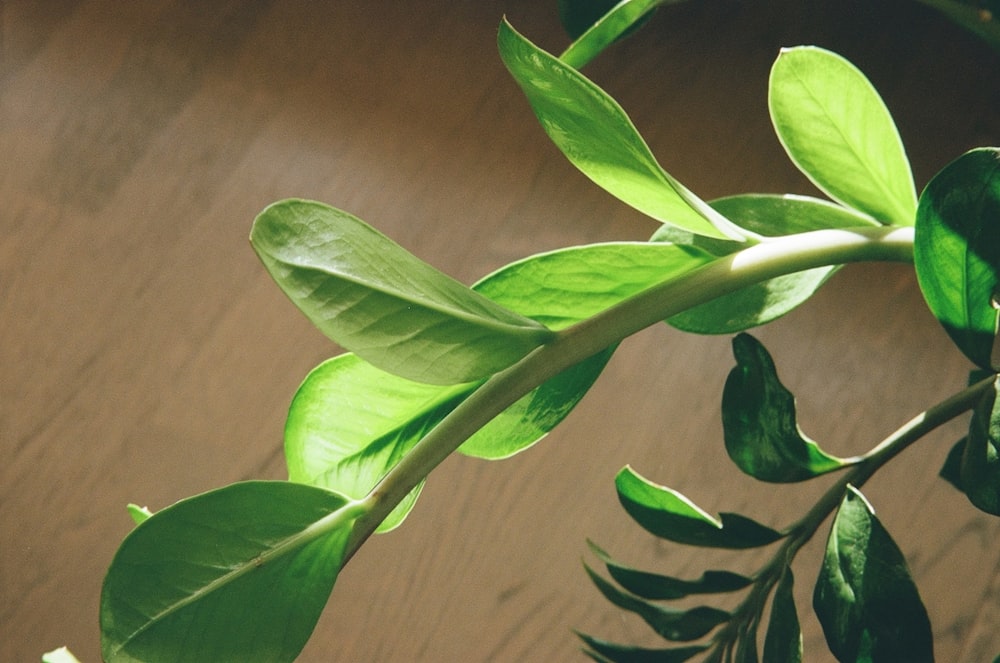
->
xmin=914 ymin=147 xmax=1000 ymax=370
xmin=657 ymin=194 xmax=877 ymax=333
xmin=585 ymin=565 xmax=730 ymax=641
xmin=722 ymin=333 xmax=854 ymax=482
xmin=101 ymin=481 xmax=359 ymax=663
xmin=615 ymin=466 xmax=782 ymax=548
xmin=499 ymin=19 xmax=745 ymax=241
xmin=769 ymin=47 xmax=916 ymax=225
xmin=813 ymin=486 xmax=933 ymax=663
xmin=251 ymin=199 xmax=553 ymax=385
xmin=763 ymin=569 xmax=802 ymax=663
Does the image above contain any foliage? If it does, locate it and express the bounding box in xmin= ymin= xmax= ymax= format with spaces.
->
xmin=78 ymin=3 xmax=1000 ymax=662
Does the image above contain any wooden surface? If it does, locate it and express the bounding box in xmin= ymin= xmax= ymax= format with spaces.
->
xmin=2 ymin=1 xmax=999 ymax=661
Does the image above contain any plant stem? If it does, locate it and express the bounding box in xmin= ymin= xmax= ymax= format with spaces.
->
xmin=711 ymin=373 xmax=994 ymax=654
xmin=345 ymin=225 xmax=915 ymax=560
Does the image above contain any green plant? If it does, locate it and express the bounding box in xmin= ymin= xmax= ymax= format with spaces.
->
xmin=81 ymin=6 xmax=999 ymax=663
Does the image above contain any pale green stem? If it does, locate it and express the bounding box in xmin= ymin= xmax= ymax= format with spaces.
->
xmin=710 ymin=373 xmax=994 ymax=654
xmin=346 ymin=225 xmax=915 ymax=560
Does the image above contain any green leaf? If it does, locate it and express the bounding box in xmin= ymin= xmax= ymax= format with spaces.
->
xmin=41 ymin=648 xmax=81 ymax=663
xmin=585 ymin=565 xmax=730 ymax=641
xmin=769 ymin=47 xmax=916 ymax=225
xmin=560 ymin=0 xmax=673 ymax=69
xmin=499 ymin=19 xmax=745 ymax=241
xmin=588 ymin=540 xmax=751 ymax=599
xmin=126 ymin=503 xmax=152 ymax=525
xmin=763 ymin=569 xmax=802 ymax=663
xmin=954 ymin=375 xmax=1000 ymax=515
xmin=722 ymin=333 xmax=854 ymax=482
xmin=657 ymin=194 xmax=877 ymax=333
xmin=578 ymin=633 xmax=709 ymax=663
xmin=914 ymin=147 xmax=1000 ymax=370
xmin=915 ymin=0 xmax=1000 ymax=52
xmin=813 ymin=486 xmax=933 ymax=663
xmin=101 ymin=481 xmax=359 ymax=663
xmin=615 ymin=466 xmax=783 ymax=548
xmin=251 ymin=199 xmax=553 ymax=385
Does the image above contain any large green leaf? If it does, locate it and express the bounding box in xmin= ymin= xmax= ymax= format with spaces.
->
xmin=948 ymin=375 xmax=1000 ymax=515
xmin=769 ymin=47 xmax=917 ymax=226
xmin=101 ymin=481 xmax=359 ymax=663
xmin=588 ymin=540 xmax=751 ymax=600
xmin=560 ymin=0 xmax=676 ymax=69
xmin=722 ymin=333 xmax=854 ymax=482
xmin=657 ymin=194 xmax=877 ymax=333
xmin=813 ymin=486 xmax=933 ymax=663
xmin=585 ymin=565 xmax=731 ymax=641
xmin=615 ymin=466 xmax=783 ymax=548
xmin=763 ymin=569 xmax=802 ymax=663
xmin=283 ymin=241 xmax=706 ymax=527
xmin=578 ymin=633 xmax=708 ymax=663
xmin=914 ymin=147 xmax=1000 ymax=370
xmin=499 ymin=19 xmax=744 ymax=241
xmin=251 ymin=199 xmax=554 ymax=385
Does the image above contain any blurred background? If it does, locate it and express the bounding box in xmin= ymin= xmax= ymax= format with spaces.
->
xmin=2 ymin=1 xmax=999 ymax=660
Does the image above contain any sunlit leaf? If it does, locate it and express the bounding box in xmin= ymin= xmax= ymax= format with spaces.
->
xmin=578 ymin=632 xmax=709 ymax=663
xmin=914 ymin=147 xmax=1000 ymax=370
xmin=499 ymin=20 xmax=745 ymax=241
xmin=615 ymin=466 xmax=783 ymax=548
xmin=722 ymin=333 xmax=854 ymax=482
xmin=763 ymin=569 xmax=802 ymax=663
xmin=769 ymin=47 xmax=917 ymax=225
xmin=126 ymin=503 xmax=152 ymax=525
xmin=586 ymin=565 xmax=730 ymax=641
xmin=560 ymin=0 xmax=676 ymax=69
xmin=251 ymin=199 xmax=554 ymax=385
xmin=657 ymin=194 xmax=877 ymax=333
xmin=588 ymin=540 xmax=751 ymax=599
xmin=41 ymin=647 xmax=81 ymax=663
xmin=813 ymin=486 xmax=933 ymax=663
xmin=101 ymin=481 xmax=359 ymax=663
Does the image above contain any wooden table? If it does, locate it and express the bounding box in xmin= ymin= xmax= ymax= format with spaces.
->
xmin=3 ymin=1 xmax=998 ymax=660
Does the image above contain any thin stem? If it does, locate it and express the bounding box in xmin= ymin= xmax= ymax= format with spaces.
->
xmin=710 ymin=374 xmax=993 ymax=654
xmin=345 ymin=225 xmax=915 ymax=560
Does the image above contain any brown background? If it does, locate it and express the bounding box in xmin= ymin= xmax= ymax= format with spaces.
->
xmin=3 ymin=1 xmax=999 ymax=661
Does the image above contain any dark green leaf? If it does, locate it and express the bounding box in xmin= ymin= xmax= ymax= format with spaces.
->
xmin=769 ymin=47 xmax=916 ymax=225
xmin=940 ymin=437 xmax=967 ymax=491
xmin=101 ymin=481 xmax=358 ymax=663
xmin=578 ymin=632 xmax=709 ymax=663
xmin=560 ymin=0 xmax=675 ymax=69
xmin=813 ymin=486 xmax=933 ymax=663
xmin=499 ymin=20 xmax=745 ymax=241
xmin=763 ymin=569 xmax=802 ymax=663
xmin=914 ymin=147 xmax=1000 ymax=370
xmin=956 ymin=375 xmax=1000 ymax=515
xmin=586 ymin=565 xmax=730 ymax=641
xmin=915 ymin=0 xmax=1000 ymax=52
xmin=658 ymin=194 xmax=877 ymax=333
xmin=615 ymin=466 xmax=783 ymax=548
xmin=251 ymin=199 xmax=553 ymax=385
xmin=722 ymin=333 xmax=854 ymax=482
xmin=588 ymin=540 xmax=751 ymax=599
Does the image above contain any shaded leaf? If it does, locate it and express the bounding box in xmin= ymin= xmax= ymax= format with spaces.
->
xmin=769 ymin=47 xmax=916 ymax=225
xmin=955 ymin=375 xmax=1000 ymax=515
xmin=586 ymin=565 xmax=730 ymax=641
xmin=251 ymin=199 xmax=553 ymax=385
xmin=560 ymin=0 xmax=678 ymax=69
xmin=914 ymin=147 xmax=1000 ymax=370
xmin=658 ymin=194 xmax=877 ymax=333
xmin=763 ymin=569 xmax=802 ymax=663
xmin=588 ymin=540 xmax=751 ymax=599
xmin=578 ymin=632 xmax=708 ymax=663
xmin=101 ymin=481 xmax=359 ymax=663
xmin=915 ymin=0 xmax=1000 ymax=52
xmin=722 ymin=333 xmax=855 ymax=482
xmin=615 ymin=466 xmax=783 ymax=548
xmin=499 ymin=20 xmax=745 ymax=240
xmin=813 ymin=486 xmax=933 ymax=663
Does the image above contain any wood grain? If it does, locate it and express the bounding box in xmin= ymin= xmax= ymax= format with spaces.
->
xmin=2 ymin=1 xmax=998 ymax=661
